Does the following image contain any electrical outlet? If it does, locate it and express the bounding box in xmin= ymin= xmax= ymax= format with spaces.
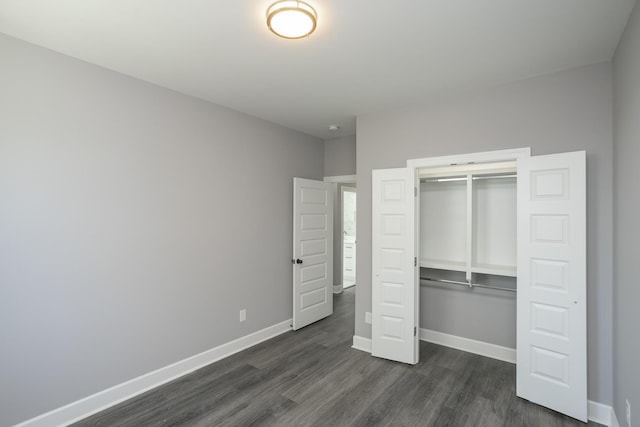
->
xmin=365 ymin=312 xmax=372 ymax=324
xmin=239 ymin=309 xmax=246 ymax=322
xmin=626 ymin=399 xmax=631 ymax=427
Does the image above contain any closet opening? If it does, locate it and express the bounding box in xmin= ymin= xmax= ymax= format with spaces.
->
xmin=418 ymin=160 xmax=518 ymax=301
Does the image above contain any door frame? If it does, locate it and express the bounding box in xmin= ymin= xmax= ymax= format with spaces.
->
xmin=341 ymin=185 xmax=357 ymax=289
xmin=406 ymin=147 xmax=531 ymax=317
xmin=406 ymin=148 xmax=531 ymax=171
xmin=370 ymin=148 xmax=530 ymax=364
xmin=324 ymin=175 xmax=357 ymax=294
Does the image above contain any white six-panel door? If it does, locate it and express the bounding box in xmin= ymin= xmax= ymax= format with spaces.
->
xmin=292 ymin=178 xmax=333 ymax=330
xmin=371 ymin=168 xmax=418 ymax=364
xmin=516 ymin=151 xmax=587 ymax=421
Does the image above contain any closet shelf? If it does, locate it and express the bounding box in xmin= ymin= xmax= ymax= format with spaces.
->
xmin=471 ymin=264 xmax=517 ymax=277
xmin=420 ymin=160 xmax=517 ymax=280
xmin=420 ymin=258 xmax=466 ymax=272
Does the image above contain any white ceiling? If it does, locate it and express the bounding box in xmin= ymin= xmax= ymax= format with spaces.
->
xmin=0 ymin=0 xmax=635 ymax=139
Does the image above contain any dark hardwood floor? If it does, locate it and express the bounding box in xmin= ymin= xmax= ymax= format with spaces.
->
xmin=74 ymin=287 xmax=599 ymax=426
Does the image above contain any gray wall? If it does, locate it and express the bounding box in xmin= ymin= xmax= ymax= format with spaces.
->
xmin=0 ymin=34 xmax=324 ymax=426
xmin=356 ymin=63 xmax=613 ymax=404
xmin=324 ymin=135 xmax=356 ymax=177
xmin=613 ymin=1 xmax=640 ymax=424
xmin=421 ymin=274 xmax=517 ymax=348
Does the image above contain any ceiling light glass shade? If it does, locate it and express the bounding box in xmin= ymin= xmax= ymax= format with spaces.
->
xmin=267 ymin=1 xmax=317 ymax=39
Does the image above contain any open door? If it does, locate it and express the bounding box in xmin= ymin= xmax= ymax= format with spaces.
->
xmin=516 ymin=151 xmax=587 ymax=421
xmin=292 ymin=178 xmax=333 ymax=330
xmin=371 ymin=168 xmax=418 ymax=364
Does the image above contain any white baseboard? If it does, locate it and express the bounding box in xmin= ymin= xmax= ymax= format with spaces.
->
xmin=587 ymin=400 xmax=616 ymax=426
xmin=21 ymin=322 xmax=613 ymax=427
xmin=610 ymin=406 xmax=621 ymax=427
xmin=15 ymin=319 xmax=293 ymax=427
xmin=420 ymin=328 xmax=516 ymax=364
xmin=351 ymin=330 xmax=515 ymax=364
xmin=333 ymin=284 xmax=343 ymax=294
xmin=351 ymin=335 xmax=372 ymax=353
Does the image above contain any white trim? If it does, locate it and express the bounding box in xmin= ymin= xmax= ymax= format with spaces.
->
xmin=341 ymin=185 xmax=357 ymax=289
xmin=407 ymin=147 xmax=531 ymax=170
xmin=419 ymin=328 xmax=516 ymax=364
xmin=588 ymin=400 xmax=616 ymax=426
xmin=18 ymin=316 xmax=609 ymax=427
xmin=15 ymin=319 xmax=293 ymax=427
xmin=354 ymin=329 xmax=516 ymax=363
xmin=610 ymin=407 xmax=620 ymax=427
xmin=323 ymin=174 xmax=356 ymax=184
xmin=351 ymin=335 xmax=372 ymax=353
xmin=324 ymin=175 xmax=356 ymax=302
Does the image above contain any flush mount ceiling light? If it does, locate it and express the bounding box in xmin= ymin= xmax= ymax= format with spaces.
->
xmin=267 ymin=1 xmax=317 ymax=39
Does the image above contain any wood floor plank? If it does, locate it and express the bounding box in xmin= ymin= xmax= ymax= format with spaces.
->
xmin=74 ymin=287 xmax=600 ymax=427
xmin=351 ymin=369 xmax=431 ymax=427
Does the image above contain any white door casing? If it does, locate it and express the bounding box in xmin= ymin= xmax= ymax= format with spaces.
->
xmin=371 ymin=168 xmax=418 ymax=364
xmin=292 ymin=178 xmax=333 ymax=330
xmin=516 ymin=151 xmax=587 ymax=421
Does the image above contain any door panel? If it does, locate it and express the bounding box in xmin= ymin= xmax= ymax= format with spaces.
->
xmin=516 ymin=151 xmax=587 ymax=421
xmin=293 ymin=178 xmax=333 ymax=330
xmin=371 ymin=168 xmax=418 ymax=364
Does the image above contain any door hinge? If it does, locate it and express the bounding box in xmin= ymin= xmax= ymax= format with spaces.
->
xmin=414 ymin=257 xmax=417 ymax=267
xmin=414 ymin=326 xmax=417 ymax=336
xmin=414 ymin=186 xmax=417 ymax=197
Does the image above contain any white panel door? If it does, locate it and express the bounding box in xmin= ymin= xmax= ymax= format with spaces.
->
xmin=517 ymin=151 xmax=587 ymax=421
xmin=371 ymin=168 xmax=418 ymax=364
xmin=292 ymin=178 xmax=333 ymax=330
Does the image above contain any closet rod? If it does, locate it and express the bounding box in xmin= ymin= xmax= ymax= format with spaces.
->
xmin=419 ymin=276 xmax=516 ymax=293
xmin=472 ymin=174 xmax=516 ymax=180
xmin=421 ymin=174 xmax=516 ymax=183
